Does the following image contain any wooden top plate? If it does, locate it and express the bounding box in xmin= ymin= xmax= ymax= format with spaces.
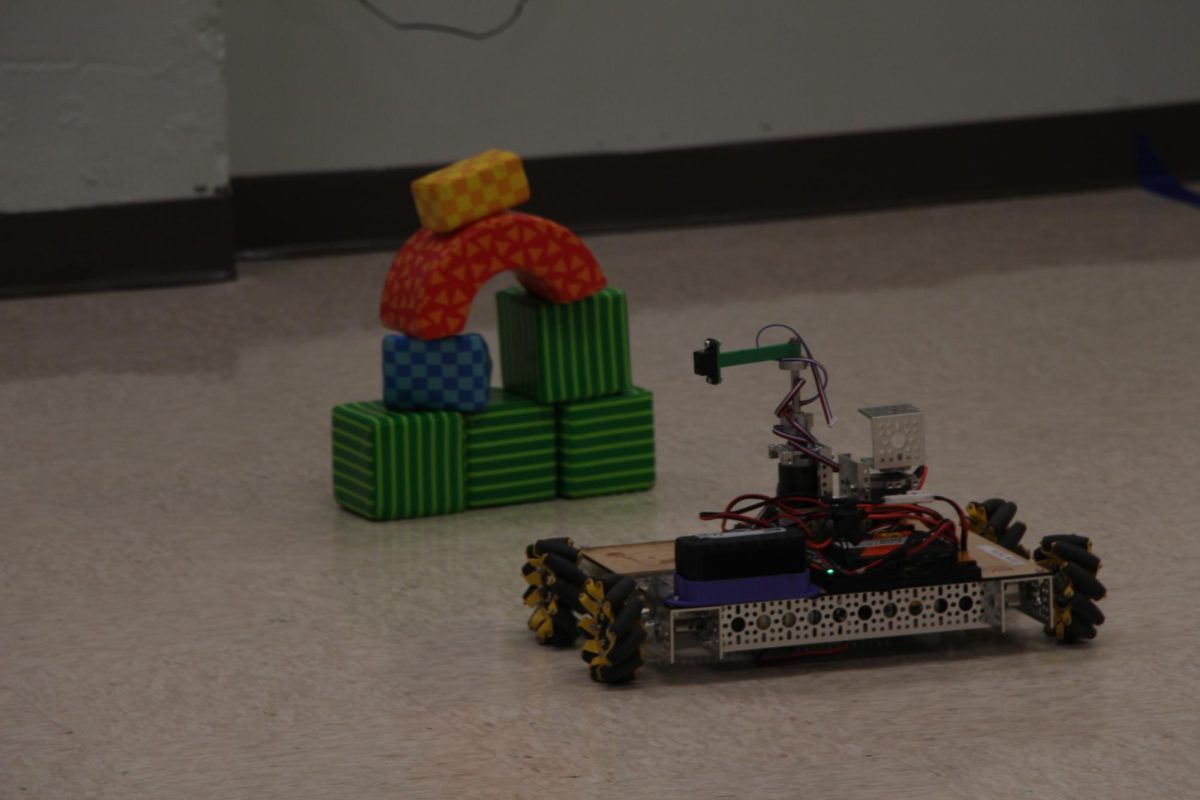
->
xmin=580 ymin=532 xmax=1045 ymax=581
xmin=581 ymin=540 xmax=674 ymax=577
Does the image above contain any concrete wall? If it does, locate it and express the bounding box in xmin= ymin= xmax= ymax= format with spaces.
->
xmin=227 ymin=0 xmax=1200 ymax=176
xmin=0 ymin=0 xmax=228 ymax=212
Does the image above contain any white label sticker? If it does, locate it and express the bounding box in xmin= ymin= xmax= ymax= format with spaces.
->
xmin=978 ymin=542 xmax=1027 ymax=566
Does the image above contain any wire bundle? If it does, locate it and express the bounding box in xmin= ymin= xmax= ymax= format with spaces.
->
xmin=699 ymin=492 xmax=967 ymax=577
xmin=756 ymin=324 xmax=838 ymax=468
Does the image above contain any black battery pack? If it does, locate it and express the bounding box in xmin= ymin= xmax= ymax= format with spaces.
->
xmin=675 ymin=527 xmax=808 ymax=581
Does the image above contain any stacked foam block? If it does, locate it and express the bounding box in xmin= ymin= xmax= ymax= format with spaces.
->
xmin=332 ymin=150 xmax=655 ymax=520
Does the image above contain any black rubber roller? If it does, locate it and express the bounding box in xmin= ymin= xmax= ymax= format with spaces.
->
xmin=981 ymin=498 xmax=1007 ymax=519
xmin=1063 ymin=562 xmax=1107 ymax=601
xmin=605 ymin=625 xmax=647 ymax=667
xmin=544 ymin=552 xmax=587 ymax=588
xmin=1069 ymin=594 xmax=1106 ymax=627
xmin=987 ymin=502 xmax=1018 ymax=539
xmin=603 ymin=576 xmax=637 ymax=613
xmin=608 ymin=596 xmax=645 ymax=640
xmin=1064 ymin=617 xmax=1098 ymax=642
xmin=998 ymin=521 xmax=1027 ymax=551
xmin=1042 ymin=533 xmax=1092 ymax=552
xmin=1049 ymin=541 xmax=1101 ymax=575
xmin=591 ymin=653 xmax=643 ymax=685
xmin=531 ymin=537 xmax=581 ymax=563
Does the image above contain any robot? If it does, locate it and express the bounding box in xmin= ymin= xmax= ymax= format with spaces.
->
xmin=521 ymin=326 xmax=1107 ymax=684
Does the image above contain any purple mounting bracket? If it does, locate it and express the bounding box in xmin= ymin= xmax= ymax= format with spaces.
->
xmin=666 ymin=571 xmax=822 ymax=608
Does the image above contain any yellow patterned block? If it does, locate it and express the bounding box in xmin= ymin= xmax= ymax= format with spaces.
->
xmin=411 ymin=149 xmax=531 ymax=233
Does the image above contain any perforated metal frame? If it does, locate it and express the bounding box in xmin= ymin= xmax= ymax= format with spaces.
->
xmin=717 ymin=580 xmax=995 ymax=654
xmin=645 ymin=574 xmax=1052 ymax=663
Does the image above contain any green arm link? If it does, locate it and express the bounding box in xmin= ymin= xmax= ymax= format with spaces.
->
xmin=693 ymin=338 xmax=803 ymax=385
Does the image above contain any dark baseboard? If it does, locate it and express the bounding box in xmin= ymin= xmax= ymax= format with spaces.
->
xmin=1 ymin=195 xmax=236 ymax=299
xmin=5 ymin=102 xmax=1197 ymax=297
xmin=233 ymin=102 xmax=1200 ymax=259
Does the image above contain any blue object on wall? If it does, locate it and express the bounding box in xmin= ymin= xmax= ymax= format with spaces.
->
xmin=1137 ymin=133 xmax=1200 ymax=209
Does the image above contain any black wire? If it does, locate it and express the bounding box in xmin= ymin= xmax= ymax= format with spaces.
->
xmin=355 ymin=0 xmax=531 ymax=41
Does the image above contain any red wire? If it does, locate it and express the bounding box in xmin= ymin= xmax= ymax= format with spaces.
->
xmin=702 ymin=491 xmax=967 ymax=571
xmin=757 ymin=644 xmax=849 ymax=663
xmin=698 ymin=511 xmax=775 ymax=530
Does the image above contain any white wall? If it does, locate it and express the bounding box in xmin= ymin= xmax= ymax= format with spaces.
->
xmin=0 ymin=0 xmax=228 ymax=212
xmin=4 ymin=2 xmax=1195 ymax=212
xmin=227 ymin=0 xmax=1200 ymax=177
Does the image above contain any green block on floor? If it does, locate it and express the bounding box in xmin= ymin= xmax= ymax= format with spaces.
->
xmin=496 ymin=285 xmax=632 ymax=405
xmin=465 ymin=389 xmax=557 ymax=508
xmin=331 ymin=402 xmax=465 ymax=520
xmin=557 ymin=386 xmax=655 ymax=499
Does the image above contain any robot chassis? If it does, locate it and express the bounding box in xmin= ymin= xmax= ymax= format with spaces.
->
xmin=521 ymin=327 xmax=1108 ymax=684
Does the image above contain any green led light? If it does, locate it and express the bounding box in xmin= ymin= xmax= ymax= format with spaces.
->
xmin=826 ymin=569 xmax=835 ymax=575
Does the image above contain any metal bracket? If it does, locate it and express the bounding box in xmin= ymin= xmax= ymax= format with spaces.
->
xmin=859 ymin=404 xmax=925 ymax=471
xmin=838 ymin=453 xmax=871 ymax=498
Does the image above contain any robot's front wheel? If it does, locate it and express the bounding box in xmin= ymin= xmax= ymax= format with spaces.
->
xmin=969 ymin=498 xmax=1107 ymax=643
xmin=579 ymin=574 xmax=646 ymax=685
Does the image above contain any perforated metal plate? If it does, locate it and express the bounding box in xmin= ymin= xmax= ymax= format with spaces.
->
xmin=647 ymin=574 xmax=1052 ymax=663
xmin=716 ymin=581 xmax=999 ymax=654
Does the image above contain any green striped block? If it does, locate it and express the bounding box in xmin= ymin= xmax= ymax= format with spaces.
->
xmin=557 ymin=386 xmax=655 ymax=499
xmin=496 ymin=286 xmax=632 ymax=405
xmin=465 ymin=389 xmax=557 ymax=508
xmin=332 ymin=402 xmax=465 ymax=520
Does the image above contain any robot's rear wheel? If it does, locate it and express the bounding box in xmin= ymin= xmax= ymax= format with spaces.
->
xmin=522 ymin=538 xmax=586 ymax=646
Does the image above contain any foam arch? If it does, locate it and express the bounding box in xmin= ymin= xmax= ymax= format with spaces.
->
xmin=380 ymin=212 xmax=607 ymax=339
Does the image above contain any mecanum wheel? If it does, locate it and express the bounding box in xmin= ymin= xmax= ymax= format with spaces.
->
xmin=970 ymin=500 xmax=1108 ymax=644
xmin=522 ymin=537 xmax=587 ymax=646
xmin=579 ymin=574 xmax=646 ymax=684
xmin=1032 ymin=534 xmax=1108 ymax=643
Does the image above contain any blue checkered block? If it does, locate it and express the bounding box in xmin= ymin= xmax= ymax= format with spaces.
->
xmin=382 ymin=333 xmax=492 ymax=412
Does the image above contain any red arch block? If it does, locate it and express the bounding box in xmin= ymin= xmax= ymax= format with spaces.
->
xmin=380 ymin=212 xmax=607 ymax=339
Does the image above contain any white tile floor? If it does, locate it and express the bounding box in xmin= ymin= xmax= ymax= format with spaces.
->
xmin=3 ymin=189 xmax=1200 ymax=798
